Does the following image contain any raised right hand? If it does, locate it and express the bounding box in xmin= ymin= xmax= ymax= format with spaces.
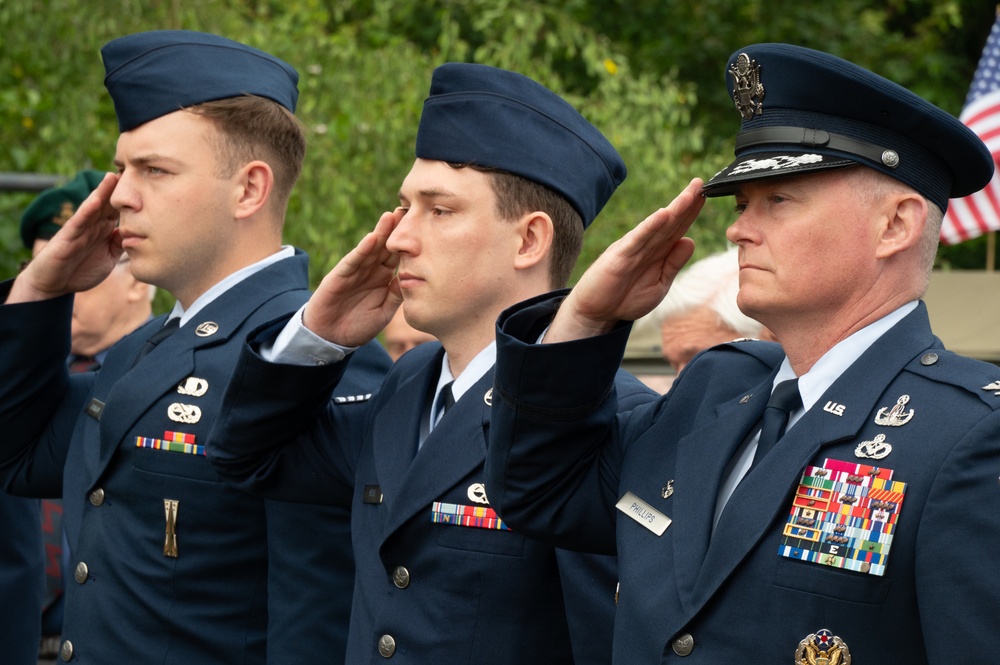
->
xmin=301 ymin=209 xmax=403 ymax=347
xmin=8 ymin=172 xmax=122 ymax=304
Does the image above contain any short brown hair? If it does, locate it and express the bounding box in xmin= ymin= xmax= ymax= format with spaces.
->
xmin=189 ymin=95 xmax=306 ymax=216
xmin=458 ymin=165 xmax=583 ymax=288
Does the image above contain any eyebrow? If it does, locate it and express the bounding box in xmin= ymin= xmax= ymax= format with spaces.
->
xmin=398 ymin=187 xmax=460 ymax=202
xmin=113 ymin=153 xmax=181 ymax=169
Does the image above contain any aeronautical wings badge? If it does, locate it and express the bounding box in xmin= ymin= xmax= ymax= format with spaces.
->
xmin=729 ymin=52 xmax=765 ymax=119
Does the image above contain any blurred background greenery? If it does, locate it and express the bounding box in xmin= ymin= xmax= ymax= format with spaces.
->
xmin=2 ymin=0 xmax=997 ymax=313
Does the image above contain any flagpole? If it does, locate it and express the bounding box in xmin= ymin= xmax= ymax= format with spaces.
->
xmin=988 ymin=231 xmax=996 ymax=272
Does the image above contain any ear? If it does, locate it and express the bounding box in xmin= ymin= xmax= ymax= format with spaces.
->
xmin=874 ymin=192 xmax=926 ymax=260
xmin=512 ymin=211 xmax=554 ymax=273
xmin=233 ymin=160 xmax=274 ymax=220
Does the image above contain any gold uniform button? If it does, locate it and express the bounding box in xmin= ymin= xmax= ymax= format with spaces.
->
xmin=378 ymin=634 xmax=396 ymax=658
xmin=392 ymin=566 xmax=410 ymax=589
xmin=74 ymin=562 xmax=89 ymax=584
xmin=60 ymin=640 xmax=74 ymax=661
xmin=671 ymin=633 xmax=695 ymax=656
xmin=89 ymin=488 xmax=105 ymax=506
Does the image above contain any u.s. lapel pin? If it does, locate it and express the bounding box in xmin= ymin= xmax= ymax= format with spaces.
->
xmin=874 ymin=394 xmax=914 ymax=426
xmin=195 ymin=321 xmax=219 ymax=337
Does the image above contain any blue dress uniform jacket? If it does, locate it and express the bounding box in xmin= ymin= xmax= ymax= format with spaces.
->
xmin=484 ymin=295 xmax=1000 ymax=664
xmin=209 ymin=335 xmax=658 ymax=664
xmin=0 ymin=252 xmax=392 ymax=664
xmin=0 ymin=493 xmax=42 ymax=665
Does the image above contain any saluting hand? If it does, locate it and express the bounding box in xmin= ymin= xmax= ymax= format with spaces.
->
xmin=8 ymin=172 xmax=122 ymax=304
xmin=302 ymin=209 xmax=403 ymax=347
xmin=545 ymin=178 xmax=705 ymax=344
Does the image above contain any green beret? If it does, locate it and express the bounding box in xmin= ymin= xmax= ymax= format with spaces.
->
xmin=20 ymin=170 xmax=105 ymax=249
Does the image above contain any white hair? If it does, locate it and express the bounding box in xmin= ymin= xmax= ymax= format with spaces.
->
xmin=647 ymin=247 xmax=765 ymax=337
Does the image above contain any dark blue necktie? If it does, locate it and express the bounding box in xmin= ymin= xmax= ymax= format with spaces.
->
xmin=134 ymin=317 xmax=180 ymax=365
xmin=437 ymin=381 xmax=456 ymax=419
xmin=752 ymin=378 xmax=801 ymax=467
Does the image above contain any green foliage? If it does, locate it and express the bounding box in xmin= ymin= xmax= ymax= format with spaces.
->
xmin=2 ymin=0 xmax=997 ymax=301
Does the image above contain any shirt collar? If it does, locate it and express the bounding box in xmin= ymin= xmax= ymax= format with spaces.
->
xmin=167 ymin=246 xmax=295 ymax=326
xmin=779 ymin=300 xmax=918 ymax=427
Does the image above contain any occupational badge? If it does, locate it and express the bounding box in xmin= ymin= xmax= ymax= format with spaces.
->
xmin=982 ymin=380 xmax=1000 ymax=396
xmin=729 ymin=52 xmax=765 ymax=119
xmin=467 ymin=483 xmax=489 ymax=505
xmin=778 ymin=459 xmax=906 ymax=577
xmin=874 ymin=394 xmax=913 ymax=426
xmin=167 ymin=403 xmax=202 ymax=424
xmin=177 ymin=377 xmax=208 ymax=397
xmin=484 ymin=388 xmax=493 ymax=406
xmin=795 ymin=628 xmax=851 ymax=665
xmin=854 ymin=433 xmax=892 ymax=460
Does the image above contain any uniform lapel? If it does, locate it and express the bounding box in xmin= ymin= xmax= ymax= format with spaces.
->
xmin=93 ymin=253 xmax=310 ymax=477
xmin=381 ymin=370 xmax=494 ymax=539
xmin=670 ymin=375 xmax=772 ymax=611
xmin=372 ymin=356 xmax=440 ymax=511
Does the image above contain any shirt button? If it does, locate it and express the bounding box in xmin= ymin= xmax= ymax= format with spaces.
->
xmin=60 ymin=640 xmax=74 ymax=661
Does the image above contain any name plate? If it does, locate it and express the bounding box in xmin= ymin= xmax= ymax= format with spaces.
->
xmin=616 ymin=491 xmax=671 ymax=536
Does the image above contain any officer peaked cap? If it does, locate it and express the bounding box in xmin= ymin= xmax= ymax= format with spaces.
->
xmin=702 ymin=43 xmax=994 ymax=211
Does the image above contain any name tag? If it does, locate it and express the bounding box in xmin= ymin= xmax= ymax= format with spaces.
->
xmin=616 ymin=491 xmax=671 ymax=536
xmin=85 ymin=398 xmax=105 ymax=421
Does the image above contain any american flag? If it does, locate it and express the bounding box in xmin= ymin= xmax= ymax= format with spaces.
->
xmin=941 ymin=14 xmax=1000 ymax=245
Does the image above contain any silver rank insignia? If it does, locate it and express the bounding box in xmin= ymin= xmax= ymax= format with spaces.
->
xmin=195 ymin=321 xmax=219 ymax=337
xmin=983 ymin=380 xmax=1000 ymax=396
xmin=729 ymin=52 xmax=765 ymax=119
xmin=467 ymin=483 xmax=489 ymax=505
xmin=333 ymin=394 xmax=372 ymax=404
xmin=855 ymin=433 xmax=892 ymax=460
xmin=874 ymin=394 xmax=913 ymax=426
xmin=795 ymin=628 xmax=851 ymax=664
xmin=167 ymin=403 xmax=202 ymax=424
xmin=177 ymin=377 xmax=208 ymax=397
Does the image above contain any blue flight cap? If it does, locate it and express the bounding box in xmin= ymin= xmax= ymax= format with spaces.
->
xmin=702 ymin=43 xmax=994 ymax=212
xmin=102 ymin=30 xmax=299 ymax=132
xmin=414 ymin=63 xmax=626 ymax=227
